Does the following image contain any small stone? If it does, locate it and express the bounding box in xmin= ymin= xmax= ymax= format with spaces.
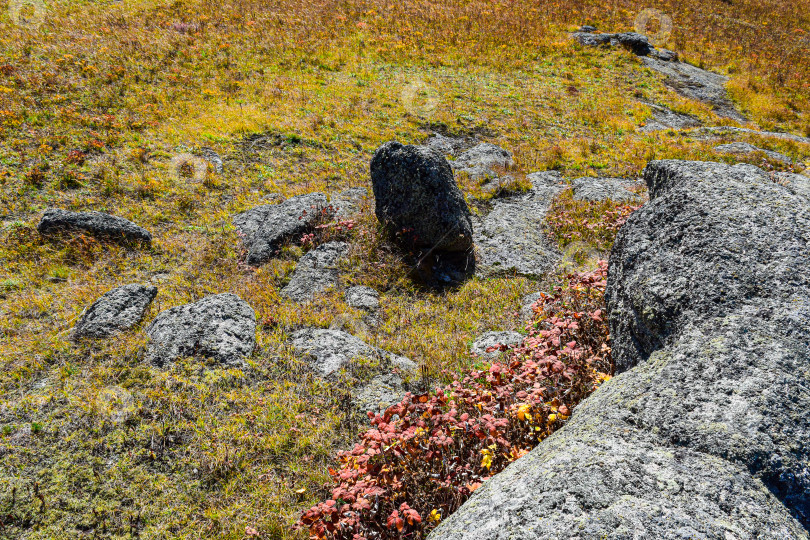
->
xmin=451 ymin=143 xmax=515 ymax=181
xmin=571 ymin=177 xmax=642 ymax=202
xmin=38 ymin=208 xmax=152 ymax=246
xmin=281 ymin=242 xmax=349 ymax=303
xmin=470 ymin=331 xmax=524 ymax=359
xmin=345 ymin=286 xmax=380 ymax=311
xmin=72 ymin=284 xmax=157 ymax=340
xmin=144 ymin=293 xmax=256 ymax=367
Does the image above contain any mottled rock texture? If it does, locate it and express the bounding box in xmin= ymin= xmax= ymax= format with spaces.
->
xmin=72 ymin=284 xmax=157 ymax=340
xmin=233 ymin=192 xmax=329 ymax=266
xmin=431 ymin=160 xmax=810 ymax=539
xmin=470 ymin=331 xmax=523 ymax=360
xmin=38 ymin=208 xmax=152 ymax=246
xmin=281 ymin=242 xmax=349 ymax=303
xmin=370 ymin=142 xmax=473 ymax=252
xmin=144 ymin=293 xmax=256 ymax=367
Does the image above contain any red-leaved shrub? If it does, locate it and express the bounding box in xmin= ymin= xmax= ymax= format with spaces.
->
xmin=297 ymin=262 xmax=612 ymax=539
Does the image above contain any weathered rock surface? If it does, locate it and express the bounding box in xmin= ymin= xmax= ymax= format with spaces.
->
xmin=199 ymin=147 xmax=223 ymax=174
xmin=424 ymin=133 xmax=478 ymax=157
xmin=697 ymin=125 xmax=810 ymax=146
xmin=291 ymin=328 xmax=416 ymax=378
xmin=281 ymin=242 xmax=349 ymax=303
xmin=451 ymin=143 xmax=515 ymax=181
xmin=352 ymin=373 xmax=407 ymax=415
xmin=573 ymin=31 xmax=677 ymax=61
xmin=639 ymin=102 xmax=702 ymax=131
xmin=571 ymin=177 xmax=642 ymax=202
xmin=715 ymin=141 xmax=792 ymax=164
xmin=470 ymin=331 xmax=523 ymax=360
xmin=233 ymin=192 xmax=329 ymax=266
xmin=345 ymin=286 xmax=380 ymax=311
xmin=144 ymin=293 xmax=256 ymax=367
xmin=331 ymin=187 xmax=367 ymax=219
xmin=38 ymin=208 xmax=152 ymax=246
xmin=519 ymin=292 xmax=543 ymax=322
xmin=370 ymin=142 xmax=473 ymax=252
xmin=641 ymin=57 xmax=746 ymax=122
xmin=432 ymin=160 xmax=810 ymax=538
xmin=474 ymin=171 xmax=565 ymax=277
xmin=72 ymin=284 xmax=157 ymax=340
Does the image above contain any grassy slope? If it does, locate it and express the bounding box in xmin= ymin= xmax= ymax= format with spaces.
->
xmin=0 ymin=0 xmax=808 ymax=538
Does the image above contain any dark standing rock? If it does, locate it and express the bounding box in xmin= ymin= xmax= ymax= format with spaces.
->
xmin=280 ymin=242 xmax=349 ymax=303
xmin=370 ymin=142 xmax=473 ymax=252
xmin=144 ymin=293 xmax=256 ymax=367
xmin=714 ymin=142 xmax=792 ymax=164
xmin=38 ymin=208 xmax=152 ymax=246
xmin=233 ymin=192 xmax=330 ymax=266
xmin=474 ymin=171 xmax=565 ymax=277
xmin=432 ymin=160 xmax=810 ymax=538
xmin=291 ymin=328 xmax=416 ymax=378
xmin=571 ymin=177 xmax=642 ymax=202
xmin=470 ymin=331 xmax=523 ymax=360
xmin=451 ymin=143 xmax=515 ymax=181
xmin=72 ymin=284 xmax=157 ymax=340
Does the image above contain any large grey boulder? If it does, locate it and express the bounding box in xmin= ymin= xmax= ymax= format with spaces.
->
xmin=715 ymin=142 xmax=792 ymax=164
xmin=144 ymin=293 xmax=256 ymax=367
xmin=345 ymin=286 xmax=380 ymax=311
xmin=451 ymin=143 xmax=515 ymax=181
xmin=38 ymin=208 xmax=152 ymax=246
xmin=474 ymin=171 xmax=565 ymax=277
xmin=280 ymin=242 xmax=349 ymax=303
xmin=573 ymin=31 xmax=676 ymax=60
xmin=72 ymin=284 xmax=157 ymax=340
xmin=291 ymin=328 xmax=415 ymax=378
xmin=370 ymin=142 xmax=473 ymax=252
xmin=470 ymin=331 xmax=523 ymax=360
xmin=571 ymin=177 xmax=642 ymax=202
xmin=233 ymin=192 xmax=329 ymax=266
xmin=431 ymin=160 xmax=810 ymax=538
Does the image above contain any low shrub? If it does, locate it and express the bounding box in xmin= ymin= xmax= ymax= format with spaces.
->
xmin=297 ymin=262 xmax=612 ymax=539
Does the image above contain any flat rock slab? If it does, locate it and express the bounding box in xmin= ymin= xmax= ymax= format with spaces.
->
xmin=291 ymin=328 xmax=415 ymax=378
xmin=144 ymin=293 xmax=256 ymax=367
xmin=470 ymin=331 xmax=523 ymax=360
xmin=573 ymin=31 xmax=678 ymax=60
xmin=696 ymin=125 xmax=810 ymax=146
xmin=451 ymin=143 xmax=515 ymax=181
xmin=352 ymin=373 xmax=406 ymax=415
xmin=280 ymin=242 xmax=349 ymax=303
xmin=345 ymin=286 xmax=380 ymax=311
xmin=72 ymin=284 xmax=157 ymax=340
xmin=639 ymin=102 xmax=702 ymax=132
xmin=433 ymin=160 xmax=810 ymax=538
xmin=641 ymin=57 xmax=746 ymax=122
xmin=714 ymin=141 xmax=792 ymax=164
xmin=38 ymin=208 xmax=152 ymax=246
xmin=233 ymin=192 xmax=329 ymax=266
xmin=571 ymin=177 xmax=642 ymax=202
xmin=424 ymin=133 xmax=478 ymax=157
xmin=473 ymin=171 xmax=565 ymax=278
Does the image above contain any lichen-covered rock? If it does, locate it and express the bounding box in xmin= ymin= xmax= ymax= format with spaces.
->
xmin=470 ymin=331 xmax=523 ymax=360
xmin=345 ymin=286 xmax=380 ymax=311
xmin=233 ymin=192 xmax=329 ymax=266
xmin=291 ymin=328 xmax=415 ymax=378
xmin=352 ymin=373 xmax=406 ymax=415
xmin=72 ymin=284 xmax=157 ymax=340
xmin=370 ymin=141 xmax=473 ymax=252
xmin=331 ymin=187 xmax=368 ymax=219
xmin=473 ymin=171 xmax=565 ymax=277
xmin=424 ymin=133 xmax=478 ymax=157
xmin=571 ymin=177 xmax=642 ymax=202
xmin=38 ymin=208 xmax=152 ymax=246
xmin=714 ymin=141 xmax=792 ymax=164
xmin=451 ymin=143 xmax=514 ymax=181
xmin=431 ymin=160 xmax=810 ymax=538
xmin=519 ymin=291 xmax=543 ymax=322
xmin=144 ymin=293 xmax=256 ymax=367
xmin=639 ymin=102 xmax=702 ymax=132
xmin=281 ymin=242 xmax=349 ymax=303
